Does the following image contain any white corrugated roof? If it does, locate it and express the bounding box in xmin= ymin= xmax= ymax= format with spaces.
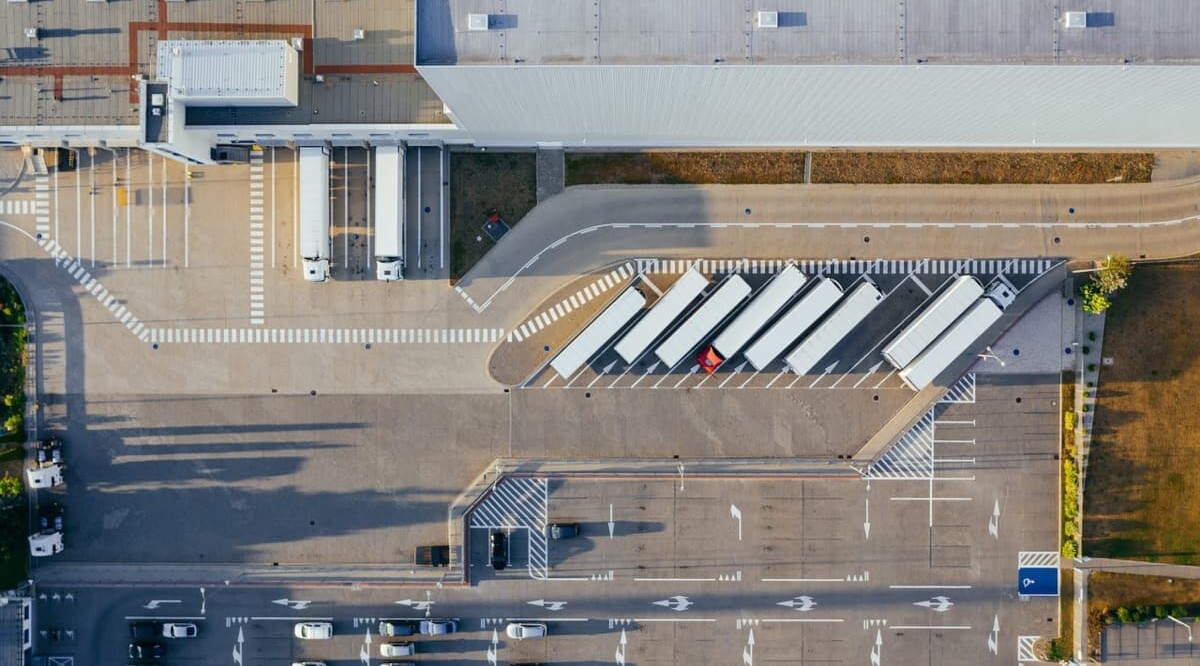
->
xmin=157 ymin=40 xmax=297 ymax=104
xmin=418 ymin=64 xmax=1200 ymax=147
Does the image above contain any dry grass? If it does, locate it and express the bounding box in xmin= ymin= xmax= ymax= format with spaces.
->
xmin=567 ymin=152 xmax=807 ymax=186
xmin=1087 ymin=571 xmax=1200 ymax=657
xmin=1083 ymin=263 xmax=1200 ymax=563
xmin=811 ymin=152 xmax=1154 ymax=184
xmin=565 ymin=151 xmax=1155 ymax=186
xmin=449 ymin=151 xmax=537 ymax=281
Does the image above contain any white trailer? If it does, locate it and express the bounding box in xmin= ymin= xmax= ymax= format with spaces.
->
xmin=614 ymin=268 xmax=709 ymax=364
xmin=743 ymin=278 xmax=843 ymax=371
xmin=654 ymin=275 xmax=751 ymax=368
xmin=551 ymin=287 xmax=647 ymax=379
xmin=881 ymin=275 xmax=983 ymax=369
xmin=373 ymin=145 xmax=406 ymax=281
xmin=898 ymin=297 xmax=1004 ymax=391
xmin=299 ymin=146 xmax=332 ymax=282
xmin=784 ymin=280 xmax=884 ymax=376
xmin=711 ymin=265 xmax=807 ymax=360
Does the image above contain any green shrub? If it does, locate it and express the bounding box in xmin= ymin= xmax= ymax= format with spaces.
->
xmin=1082 ymin=345 xmax=1092 ymax=355
xmin=1062 ymin=540 xmax=1078 ymax=558
xmin=1087 ymin=363 xmax=1098 ymax=373
xmin=1088 ymin=331 xmax=1098 ymax=342
xmin=1082 ymin=405 xmax=1090 ymax=413
xmin=1156 ymin=606 xmax=1169 ymax=619
xmin=1172 ymin=606 xmax=1189 ymax=618
xmin=1046 ymin=639 xmax=1067 ymax=661
xmin=1064 ymin=411 xmax=1076 ymax=431
xmin=1117 ymin=607 xmax=1134 ymax=623
xmin=1080 ymin=282 xmax=1112 ymax=314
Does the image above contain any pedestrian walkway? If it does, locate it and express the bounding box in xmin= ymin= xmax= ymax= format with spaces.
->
xmin=535 ymin=146 xmax=565 ymax=203
xmin=468 ymin=477 xmax=549 ymax=579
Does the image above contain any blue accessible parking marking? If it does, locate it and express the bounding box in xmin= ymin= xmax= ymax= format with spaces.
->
xmin=1017 ymin=566 xmax=1059 ymax=597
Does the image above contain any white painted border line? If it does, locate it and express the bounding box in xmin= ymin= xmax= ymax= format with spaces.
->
xmin=761 ymin=578 xmax=843 ymax=583
xmin=888 ymin=585 xmax=973 ymax=589
xmin=633 ymin=618 xmax=717 ymax=623
xmin=890 ymin=497 xmax=973 ymax=502
xmin=249 ymin=616 xmax=335 ymax=621
xmin=633 ymin=577 xmax=715 ymax=582
xmin=890 ymin=625 xmax=972 ymax=630
xmin=760 ymin=618 xmax=845 ymax=623
xmin=505 ymin=617 xmax=590 ymax=622
xmin=124 ymin=616 xmax=206 ymax=621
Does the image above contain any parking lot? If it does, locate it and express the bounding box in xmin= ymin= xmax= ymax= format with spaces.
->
xmin=31 ymin=373 xmax=1062 ymax=664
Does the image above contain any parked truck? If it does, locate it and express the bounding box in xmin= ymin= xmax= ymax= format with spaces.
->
xmin=299 ymin=146 xmax=331 ymax=282
xmin=373 ymin=145 xmax=406 ymax=281
xmin=414 ymin=545 xmax=451 ymax=567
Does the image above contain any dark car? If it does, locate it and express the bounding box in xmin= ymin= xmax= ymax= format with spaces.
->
xmin=128 ymin=622 xmax=161 ymax=642
xmin=128 ymin=641 xmax=164 ymax=660
xmin=549 ymin=523 xmax=580 ymax=540
xmin=490 ymin=531 xmax=508 ymax=570
xmin=378 ymin=620 xmax=419 ymax=637
xmin=39 ymin=502 xmax=64 ymax=533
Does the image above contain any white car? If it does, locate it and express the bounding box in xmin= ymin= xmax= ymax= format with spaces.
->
xmin=293 ymin=622 xmax=334 ymax=640
xmin=380 ymin=642 xmax=415 ymax=656
xmin=506 ymin=622 xmax=547 ymax=640
xmin=162 ymin=622 xmax=198 ymax=638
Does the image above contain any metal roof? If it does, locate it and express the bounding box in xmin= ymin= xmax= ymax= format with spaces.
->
xmin=418 ymin=64 xmax=1200 ymax=147
xmin=157 ymin=40 xmax=299 ymax=107
xmin=418 ymin=0 xmax=1200 ymax=66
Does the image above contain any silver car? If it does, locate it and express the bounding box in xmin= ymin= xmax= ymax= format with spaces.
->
xmin=420 ymin=619 xmax=458 ymax=635
xmin=506 ymin=622 xmax=547 ymax=640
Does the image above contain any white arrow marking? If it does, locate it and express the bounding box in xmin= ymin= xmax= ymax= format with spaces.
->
xmin=488 ymin=629 xmax=498 ymax=666
xmin=913 ymin=596 xmax=954 ymax=613
xmin=395 ymin=599 xmax=434 ymax=611
xmin=988 ymin=499 xmax=1000 ymax=538
xmin=864 ymin=498 xmax=871 ymax=540
xmin=853 ymin=361 xmax=884 ymax=388
xmin=528 ymin=599 xmax=568 ymax=612
xmin=653 ymin=595 xmax=693 ymax=612
xmin=743 ymin=627 xmax=755 ymax=666
xmin=142 ymin=599 xmax=181 ymax=610
xmin=359 ymin=643 xmax=369 ymax=665
xmin=987 ymin=614 xmax=999 ymax=654
xmin=199 ymin=587 xmax=206 ymax=615
xmin=777 ymin=596 xmax=817 ymax=612
xmin=233 ymin=626 xmax=244 ymax=666
xmin=609 ymin=504 xmax=615 ymax=539
xmin=730 ymin=504 xmax=743 ymax=541
xmin=616 ymin=628 xmax=627 ymax=665
xmin=870 ymin=629 xmax=882 ymax=666
xmin=272 ymin=598 xmax=311 ymax=610
xmin=678 ymin=464 xmax=685 ymax=492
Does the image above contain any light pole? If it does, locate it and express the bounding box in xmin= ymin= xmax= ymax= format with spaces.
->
xmin=977 ymin=346 xmax=1006 ymax=367
xmin=1167 ymin=615 xmax=1194 ymax=643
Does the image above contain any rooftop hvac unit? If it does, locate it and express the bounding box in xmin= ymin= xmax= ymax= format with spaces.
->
xmin=353 ymin=29 xmax=366 ymax=40
xmin=467 ymin=13 xmax=491 ymax=31
xmin=1063 ymin=11 xmax=1087 ymax=28
xmin=24 ymin=27 xmax=38 ymax=39
xmin=757 ymin=11 xmax=779 ymax=28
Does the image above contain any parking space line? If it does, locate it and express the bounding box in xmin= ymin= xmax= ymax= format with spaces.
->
xmin=633 ymin=577 xmax=714 ymax=582
xmin=892 ymin=625 xmax=972 ymax=630
xmin=633 ymin=618 xmax=717 ymax=623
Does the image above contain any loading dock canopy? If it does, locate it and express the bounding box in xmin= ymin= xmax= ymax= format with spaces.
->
xmin=550 ymin=287 xmax=646 ymax=379
xmin=615 ymin=268 xmax=709 ymax=364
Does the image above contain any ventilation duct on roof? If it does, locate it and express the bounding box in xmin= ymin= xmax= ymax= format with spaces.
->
xmin=468 ymin=13 xmax=491 ymax=31
xmin=757 ymin=11 xmax=779 ymax=29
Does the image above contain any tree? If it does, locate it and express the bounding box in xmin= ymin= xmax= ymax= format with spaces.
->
xmin=1080 ymin=282 xmax=1112 ymax=314
xmin=1091 ymin=254 xmax=1132 ymax=294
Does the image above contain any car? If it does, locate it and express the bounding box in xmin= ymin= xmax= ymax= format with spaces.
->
xmin=490 ymin=530 xmax=508 ymax=570
xmin=293 ymin=622 xmax=333 ymax=640
xmin=129 ymin=621 xmax=161 ymax=641
xmin=162 ymin=622 xmax=197 ymax=638
xmin=506 ymin=622 xmax=547 ymax=640
xmin=128 ymin=641 xmax=164 ymax=659
xmin=380 ymin=642 xmax=415 ymax=657
xmin=419 ymin=619 xmax=458 ymax=635
xmin=549 ymin=523 xmax=580 ymax=539
xmin=378 ymin=619 xmax=418 ymax=636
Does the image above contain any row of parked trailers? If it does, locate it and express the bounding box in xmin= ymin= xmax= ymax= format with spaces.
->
xmin=549 ymin=264 xmax=1014 ymax=392
xmin=298 ymin=145 xmax=406 ymax=283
